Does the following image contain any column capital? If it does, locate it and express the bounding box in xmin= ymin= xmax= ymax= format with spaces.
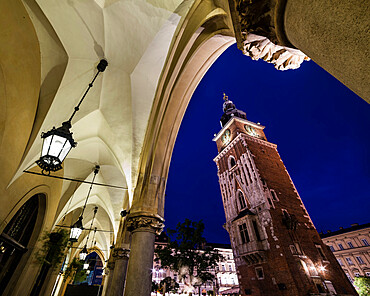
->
xmin=112 ymin=247 xmax=130 ymax=260
xmin=107 ymin=261 xmax=115 ymax=270
xmin=228 ymin=0 xmax=309 ymax=70
xmin=126 ymin=213 xmax=164 ymax=235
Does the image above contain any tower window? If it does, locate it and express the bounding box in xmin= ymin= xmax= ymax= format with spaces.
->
xmin=347 ymin=241 xmax=354 ymax=248
xmin=238 ymin=191 xmax=247 ymax=210
xmin=338 ymin=243 xmax=344 ymax=250
xmin=337 ymin=258 xmax=344 ymax=266
xmin=239 ymin=223 xmax=250 ymax=244
xmin=252 ymin=220 xmax=261 ymax=241
xmin=228 ymin=156 xmax=236 ymax=169
xmin=255 ymin=267 xmax=264 ymax=280
xmin=329 ymin=245 xmax=335 ymax=252
xmin=270 ymin=190 xmax=278 ymax=201
xmin=315 ymin=244 xmax=327 ymax=260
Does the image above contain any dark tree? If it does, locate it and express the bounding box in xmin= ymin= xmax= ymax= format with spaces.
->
xmin=155 ymin=219 xmax=224 ymax=295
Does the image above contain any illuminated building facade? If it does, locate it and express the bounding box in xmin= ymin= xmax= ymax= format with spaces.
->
xmin=213 ymin=95 xmax=357 ymax=296
xmin=321 ymin=223 xmax=370 ymax=284
xmin=152 ymin=236 xmax=239 ymax=295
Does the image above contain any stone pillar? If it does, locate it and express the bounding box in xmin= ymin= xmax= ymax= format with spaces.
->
xmin=283 ymin=0 xmax=369 ymax=100
xmin=101 ymin=260 xmax=114 ymax=296
xmin=108 ymin=248 xmax=130 ymax=296
xmin=123 ymin=214 xmax=164 ymax=296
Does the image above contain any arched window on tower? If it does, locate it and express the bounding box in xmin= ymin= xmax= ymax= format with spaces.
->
xmin=238 ymin=190 xmax=247 ymax=210
xmin=228 ymin=156 xmax=236 ymax=169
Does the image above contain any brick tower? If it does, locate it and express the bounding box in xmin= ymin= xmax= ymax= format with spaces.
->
xmin=213 ymin=95 xmax=357 ymax=296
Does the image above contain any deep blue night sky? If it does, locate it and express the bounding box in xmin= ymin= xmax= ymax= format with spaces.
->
xmin=164 ymin=44 xmax=370 ymax=244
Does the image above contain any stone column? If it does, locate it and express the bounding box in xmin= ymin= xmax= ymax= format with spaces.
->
xmin=101 ymin=260 xmax=114 ymax=296
xmin=108 ymin=248 xmax=130 ymax=296
xmin=123 ymin=214 xmax=164 ymax=296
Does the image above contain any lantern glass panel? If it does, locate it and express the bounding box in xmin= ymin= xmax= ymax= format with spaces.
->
xmin=70 ymin=227 xmax=82 ymax=241
xmin=41 ymin=135 xmax=53 ymax=157
xmin=59 ymin=140 xmax=72 ymax=162
xmin=79 ymin=252 xmax=87 ymax=261
xmin=49 ymin=135 xmax=68 ymax=157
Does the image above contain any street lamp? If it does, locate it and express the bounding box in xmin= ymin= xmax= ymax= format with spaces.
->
xmin=79 ymin=206 xmax=98 ymax=261
xmin=69 ymin=216 xmax=83 ymax=242
xmin=79 ymin=245 xmax=88 ymax=261
xmin=37 ymin=59 xmax=108 ymax=173
xmin=69 ymin=166 xmax=100 ymax=242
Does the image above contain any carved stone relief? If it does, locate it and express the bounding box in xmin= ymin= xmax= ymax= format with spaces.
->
xmin=229 ymin=0 xmax=310 ymax=70
xmin=242 ymin=34 xmax=310 ymax=70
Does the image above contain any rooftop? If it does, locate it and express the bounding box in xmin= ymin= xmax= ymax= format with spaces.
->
xmin=320 ymin=222 xmax=370 ymax=238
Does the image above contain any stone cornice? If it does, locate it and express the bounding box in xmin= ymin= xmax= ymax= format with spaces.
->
xmin=213 ymin=117 xmax=265 ymax=142
xmin=214 ymin=133 xmax=276 ymax=163
xmin=126 ymin=213 xmax=164 ymax=235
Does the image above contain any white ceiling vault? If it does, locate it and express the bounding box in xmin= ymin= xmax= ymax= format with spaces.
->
xmin=7 ymin=0 xmax=236 ymax=259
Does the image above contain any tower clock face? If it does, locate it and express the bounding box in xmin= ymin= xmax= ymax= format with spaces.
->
xmin=245 ymin=125 xmax=258 ymax=137
xmin=221 ymin=129 xmax=231 ymax=144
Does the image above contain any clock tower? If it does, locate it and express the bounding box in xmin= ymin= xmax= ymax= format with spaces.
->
xmin=213 ymin=95 xmax=357 ymax=296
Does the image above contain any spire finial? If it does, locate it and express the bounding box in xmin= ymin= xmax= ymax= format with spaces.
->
xmin=223 ymin=93 xmax=228 ymax=101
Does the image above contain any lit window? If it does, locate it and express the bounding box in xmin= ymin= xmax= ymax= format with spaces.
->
xmin=346 ymin=257 xmax=354 ymax=265
xmin=347 ymin=242 xmax=354 ymax=248
xmin=354 ymin=272 xmax=360 ymax=277
xmin=238 ymin=191 xmax=247 ymax=210
xmin=337 ymin=258 xmax=344 ymax=266
xmin=338 ymin=244 xmax=344 ymax=250
xmin=366 ymin=272 xmax=370 ymax=277
xmin=362 ymin=239 xmax=369 ymax=246
xmin=356 ymin=256 xmax=365 ymax=264
xmin=239 ymin=223 xmax=250 ymax=244
xmin=329 ymin=245 xmax=335 ymax=252
xmin=221 ymin=264 xmax=226 ymax=271
xmin=229 ymin=264 xmax=233 ymax=271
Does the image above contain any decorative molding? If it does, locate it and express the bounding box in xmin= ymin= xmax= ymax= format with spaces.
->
xmin=112 ymin=247 xmax=130 ymax=260
xmin=126 ymin=215 xmax=164 ymax=235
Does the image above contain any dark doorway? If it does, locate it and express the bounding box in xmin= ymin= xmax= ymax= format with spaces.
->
xmin=0 ymin=194 xmax=40 ymax=295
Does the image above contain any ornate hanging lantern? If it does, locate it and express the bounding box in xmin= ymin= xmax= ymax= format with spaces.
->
xmin=79 ymin=245 xmax=88 ymax=261
xmin=69 ymin=216 xmax=83 ymax=242
xmin=36 ymin=59 xmax=107 ymax=173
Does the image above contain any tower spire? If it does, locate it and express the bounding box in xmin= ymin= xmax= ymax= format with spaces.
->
xmin=220 ymin=93 xmax=247 ymax=127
